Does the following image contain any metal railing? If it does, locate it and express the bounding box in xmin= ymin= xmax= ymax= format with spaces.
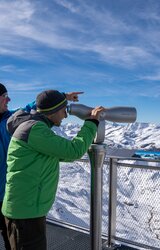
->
xmin=47 ymin=151 xmax=160 ymax=250
xmin=104 ymin=156 xmax=160 ymax=250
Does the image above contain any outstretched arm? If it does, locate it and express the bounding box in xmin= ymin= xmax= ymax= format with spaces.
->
xmin=65 ymin=91 xmax=84 ymax=102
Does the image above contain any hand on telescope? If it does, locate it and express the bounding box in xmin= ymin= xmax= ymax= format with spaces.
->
xmin=90 ymin=106 xmax=105 ymax=121
xmin=65 ymin=92 xmax=84 ymax=102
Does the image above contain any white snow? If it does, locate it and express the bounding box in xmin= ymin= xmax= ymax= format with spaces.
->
xmin=48 ymin=122 xmax=160 ymax=248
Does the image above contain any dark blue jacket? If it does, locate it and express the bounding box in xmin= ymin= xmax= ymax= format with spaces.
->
xmin=0 ymin=102 xmax=36 ymax=201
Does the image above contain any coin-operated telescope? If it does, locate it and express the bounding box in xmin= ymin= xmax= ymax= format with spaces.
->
xmin=67 ymin=104 xmax=137 ymax=143
xmin=67 ymin=103 xmax=137 ymax=250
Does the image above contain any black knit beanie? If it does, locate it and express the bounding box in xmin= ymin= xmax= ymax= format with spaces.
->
xmin=36 ymin=90 xmax=67 ymax=115
xmin=0 ymin=83 xmax=7 ymax=96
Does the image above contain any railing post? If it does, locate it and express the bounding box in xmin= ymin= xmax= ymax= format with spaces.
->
xmin=88 ymin=144 xmax=106 ymax=250
xmin=103 ymin=158 xmax=118 ymax=249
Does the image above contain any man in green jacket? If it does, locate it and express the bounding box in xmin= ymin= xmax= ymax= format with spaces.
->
xmin=2 ymin=89 xmax=104 ymax=250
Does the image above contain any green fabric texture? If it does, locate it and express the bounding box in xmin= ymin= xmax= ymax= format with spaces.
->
xmin=2 ymin=120 xmax=97 ymax=219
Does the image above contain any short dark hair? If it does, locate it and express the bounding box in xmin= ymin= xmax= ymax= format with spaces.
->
xmin=0 ymin=83 xmax=7 ymax=96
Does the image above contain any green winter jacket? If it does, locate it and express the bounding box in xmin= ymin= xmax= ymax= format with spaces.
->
xmin=2 ymin=110 xmax=98 ymax=219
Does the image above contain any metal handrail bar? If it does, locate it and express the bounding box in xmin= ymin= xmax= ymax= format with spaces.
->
xmin=47 ymin=216 xmax=90 ymax=234
xmin=80 ymin=156 xmax=160 ymax=164
xmin=108 ymin=157 xmax=160 ymax=163
xmin=77 ymin=157 xmax=160 ymax=170
xmin=47 ymin=216 xmax=110 ymax=239
xmin=116 ymin=162 xmax=160 ymax=170
xmin=114 ymin=236 xmax=160 ymax=250
xmin=47 ymin=216 xmax=160 ymax=250
xmin=116 ymin=157 xmax=160 ymax=163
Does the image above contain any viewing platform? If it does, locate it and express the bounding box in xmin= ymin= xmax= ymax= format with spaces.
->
xmin=0 ymin=220 xmax=137 ymax=250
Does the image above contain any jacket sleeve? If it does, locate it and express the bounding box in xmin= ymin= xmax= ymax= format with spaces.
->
xmin=22 ymin=101 xmax=36 ymax=112
xmin=28 ymin=121 xmax=97 ymax=161
xmin=10 ymin=101 xmax=36 ymax=113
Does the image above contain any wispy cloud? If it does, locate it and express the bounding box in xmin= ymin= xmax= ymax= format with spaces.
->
xmin=140 ymin=73 xmax=160 ymax=81
xmin=0 ymin=0 xmax=160 ymax=69
xmin=6 ymin=81 xmax=62 ymax=92
xmin=54 ymin=0 xmax=80 ymax=13
xmin=0 ymin=65 xmax=27 ymax=73
xmin=0 ymin=0 xmax=160 ymax=123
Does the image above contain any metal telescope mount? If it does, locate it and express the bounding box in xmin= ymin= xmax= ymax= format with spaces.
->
xmin=67 ymin=104 xmax=137 ymax=250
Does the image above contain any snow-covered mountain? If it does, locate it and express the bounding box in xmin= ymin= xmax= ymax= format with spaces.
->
xmin=48 ymin=122 xmax=160 ymax=249
xmin=54 ymin=121 xmax=160 ymax=150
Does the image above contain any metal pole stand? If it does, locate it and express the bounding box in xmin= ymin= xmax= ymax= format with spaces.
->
xmin=102 ymin=158 xmax=119 ymax=250
xmin=88 ymin=143 xmax=106 ymax=250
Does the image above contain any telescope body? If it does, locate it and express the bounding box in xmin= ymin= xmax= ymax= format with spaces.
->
xmin=67 ymin=104 xmax=137 ymax=123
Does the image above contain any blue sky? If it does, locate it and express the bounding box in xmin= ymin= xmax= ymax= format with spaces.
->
xmin=0 ymin=0 xmax=160 ymax=124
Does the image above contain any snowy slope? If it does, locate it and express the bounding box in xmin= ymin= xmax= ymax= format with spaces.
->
xmin=59 ymin=121 xmax=160 ymax=150
xmin=48 ymin=122 xmax=160 ymax=248
xmin=104 ymin=122 xmax=160 ymax=150
xmin=54 ymin=122 xmax=160 ymax=151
